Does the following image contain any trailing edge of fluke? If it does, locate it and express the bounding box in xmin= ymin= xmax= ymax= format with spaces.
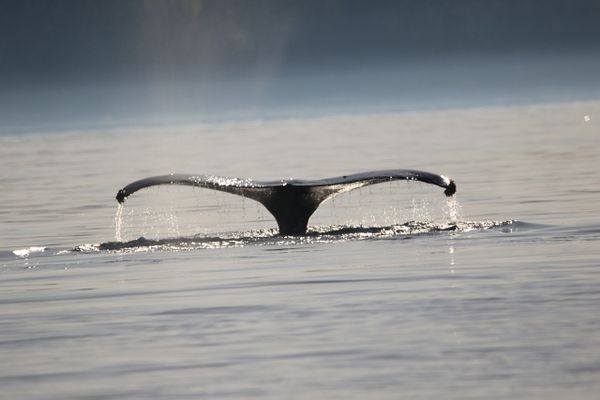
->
xmin=115 ymin=169 xmax=456 ymax=236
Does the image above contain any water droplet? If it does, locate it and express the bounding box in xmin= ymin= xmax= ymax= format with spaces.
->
xmin=114 ymin=203 xmax=124 ymax=242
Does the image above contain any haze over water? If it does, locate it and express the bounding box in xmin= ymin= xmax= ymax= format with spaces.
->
xmin=1 ymin=1 xmax=600 ymax=399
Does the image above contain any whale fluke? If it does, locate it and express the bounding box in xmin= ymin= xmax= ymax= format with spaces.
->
xmin=115 ymin=170 xmax=456 ymax=235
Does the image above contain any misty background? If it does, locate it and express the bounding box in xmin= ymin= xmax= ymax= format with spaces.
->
xmin=1 ymin=0 xmax=599 ymax=133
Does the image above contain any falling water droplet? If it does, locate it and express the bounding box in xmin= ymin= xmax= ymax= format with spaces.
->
xmin=115 ymin=203 xmax=124 ymax=242
xmin=445 ymin=196 xmax=462 ymax=223
xmin=168 ymin=206 xmax=180 ymax=238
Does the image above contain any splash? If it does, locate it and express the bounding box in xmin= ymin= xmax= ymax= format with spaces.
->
xmin=13 ymin=246 xmax=46 ymax=258
xmin=72 ymin=220 xmax=515 ymax=254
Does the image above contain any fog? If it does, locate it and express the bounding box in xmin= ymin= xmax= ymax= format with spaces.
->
xmin=1 ymin=0 xmax=599 ymax=132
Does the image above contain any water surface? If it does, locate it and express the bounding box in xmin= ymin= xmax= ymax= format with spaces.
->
xmin=1 ymin=101 xmax=599 ymax=399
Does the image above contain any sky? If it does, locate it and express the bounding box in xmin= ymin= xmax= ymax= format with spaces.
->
xmin=1 ymin=0 xmax=599 ymax=131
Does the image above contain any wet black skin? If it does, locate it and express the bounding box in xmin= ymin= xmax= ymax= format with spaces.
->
xmin=116 ymin=170 xmax=456 ymax=236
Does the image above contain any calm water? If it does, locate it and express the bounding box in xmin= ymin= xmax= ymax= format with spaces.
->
xmin=1 ymin=101 xmax=600 ymax=399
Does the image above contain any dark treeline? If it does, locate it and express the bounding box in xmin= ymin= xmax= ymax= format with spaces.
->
xmin=2 ymin=0 xmax=600 ymax=84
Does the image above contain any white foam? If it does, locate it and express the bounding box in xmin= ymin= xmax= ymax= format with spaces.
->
xmin=13 ymin=246 xmax=46 ymax=258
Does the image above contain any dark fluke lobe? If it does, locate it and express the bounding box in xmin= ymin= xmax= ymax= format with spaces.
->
xmin=115 ymin=170 xmax=456 ymax=235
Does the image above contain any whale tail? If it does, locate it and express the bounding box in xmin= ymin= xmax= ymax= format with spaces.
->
xmin=116 ymin=170 xmax=456 ymax=235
